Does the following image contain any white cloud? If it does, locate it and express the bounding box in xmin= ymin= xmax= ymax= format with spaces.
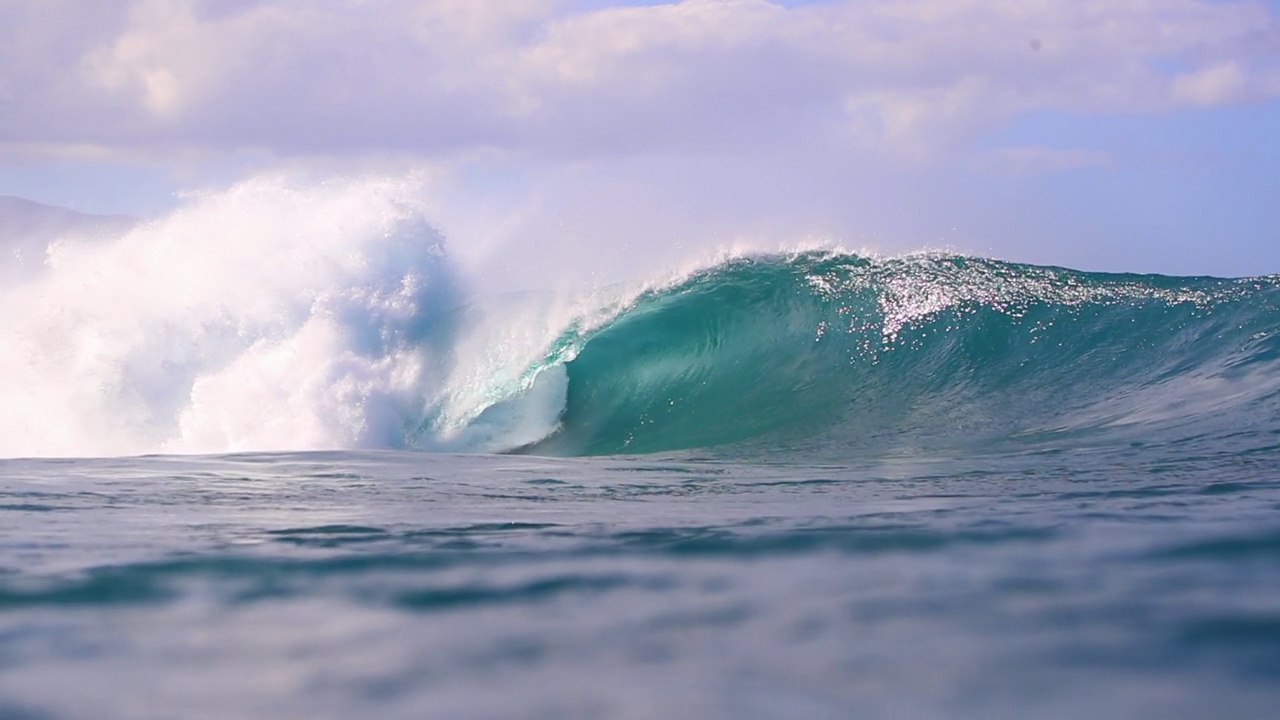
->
xmin=2 ymin=0 xmax=1278 ymax=162
xmin=1170 ymin=60 xmax=1262 ymax=106
xmin=83 ymin=0 xmax=214 ymax=118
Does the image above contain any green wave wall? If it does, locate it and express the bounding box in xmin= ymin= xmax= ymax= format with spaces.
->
xmin=524 ymin=252 xmax=1280 ymax=457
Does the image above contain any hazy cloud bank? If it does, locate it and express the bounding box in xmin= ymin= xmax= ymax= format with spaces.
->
xmin=3 ymin=0 xmax=1277 ymax=161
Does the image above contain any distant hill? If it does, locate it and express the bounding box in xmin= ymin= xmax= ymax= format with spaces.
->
xmin=0 ymin=196 xmax=136 ymax=280
xmin=0 ymin=195 xmax=135 ymax=240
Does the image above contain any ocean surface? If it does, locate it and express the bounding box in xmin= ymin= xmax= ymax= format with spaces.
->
xmin=2 ymin=181 xmax=1279 ymax=718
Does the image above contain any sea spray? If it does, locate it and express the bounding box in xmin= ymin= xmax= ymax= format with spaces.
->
xmin=0 ymin=174 xmax=456 ymax=457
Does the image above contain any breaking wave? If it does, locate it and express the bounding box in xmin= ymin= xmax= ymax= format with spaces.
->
xmin=3 ymin=175 xmax=1278 ymax=459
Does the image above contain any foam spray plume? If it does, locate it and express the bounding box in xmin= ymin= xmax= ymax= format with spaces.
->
xmin=1 ymin=175 xmax=465 ymax=457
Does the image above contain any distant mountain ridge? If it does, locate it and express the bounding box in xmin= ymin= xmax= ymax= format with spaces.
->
xmin=0 ymin=195 xmax=136 ymax=279
xmin=0 ymin=195 xmax=136 ymax=239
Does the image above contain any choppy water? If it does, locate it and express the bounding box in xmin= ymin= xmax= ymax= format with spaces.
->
xmin=3 ymin=178 xmax=1279 ymax=717
xmin=2 ymin=446 xmax=1278 ymax=719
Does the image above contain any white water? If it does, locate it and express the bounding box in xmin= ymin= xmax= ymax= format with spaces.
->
xmin=0 ymin=174 xmax=633 ymax=458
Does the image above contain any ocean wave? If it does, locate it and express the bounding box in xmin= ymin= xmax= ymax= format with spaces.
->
xmin=3 ymin=175 xmax=1277 ymax=459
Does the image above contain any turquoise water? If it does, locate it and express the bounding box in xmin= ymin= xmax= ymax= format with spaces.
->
xmin=2 ymin=252 xmax=1279 ymax=718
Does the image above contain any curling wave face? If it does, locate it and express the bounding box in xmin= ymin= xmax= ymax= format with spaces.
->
xmin=514 ymin=253 xmax=1280 ymax=457
xmin=3 ymin=176 xmax=1278 ymax=459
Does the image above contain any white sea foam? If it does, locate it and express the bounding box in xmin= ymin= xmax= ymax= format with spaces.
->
xmin=0 ymin=174 xmax=504 ymax=457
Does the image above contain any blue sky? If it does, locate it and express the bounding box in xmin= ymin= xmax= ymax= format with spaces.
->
xmin=2 ymin=0 xmax=1278 ymax=277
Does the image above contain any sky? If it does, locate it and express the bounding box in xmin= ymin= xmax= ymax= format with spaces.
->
xmin=1 ymin=0 xmax=1279 ymax=278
